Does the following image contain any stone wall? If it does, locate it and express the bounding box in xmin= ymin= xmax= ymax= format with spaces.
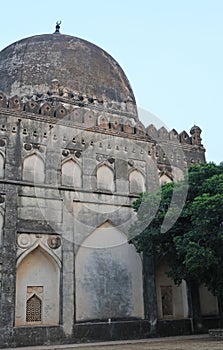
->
xmin=0 ymin=100 xmax=208 ymax=347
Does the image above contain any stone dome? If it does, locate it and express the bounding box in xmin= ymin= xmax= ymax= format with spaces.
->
xmin=0 ymin=33 xmax=136 ymax=110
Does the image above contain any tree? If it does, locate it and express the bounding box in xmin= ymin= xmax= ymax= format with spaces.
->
xmin=130 ymin=162 xmax=223 ymax=296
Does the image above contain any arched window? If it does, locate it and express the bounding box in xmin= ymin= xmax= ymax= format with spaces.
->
xmin=61 ymin=159 xmax=82 ymax=187
xmin=26 ymin=294 xmax=42 ymax=323
xmin=23 ymin=154 xmax=45 ymax=183
xmin=97 ymin=165 xmax=115 ymax=192
xmin=129 ymin=170 xmax=145 ymax=194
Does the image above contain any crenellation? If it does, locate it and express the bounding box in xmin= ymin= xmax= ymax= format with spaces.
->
xmin=158 ymin=126 xmax=169 ymax=140
xmin=24 ymin=100 xmax=39 ymax=114
xmin=179 ymin=130 xmax=190 ymax=144
xmin=0 ymin=92 xmax=7 ymax=109
xmin=0 ymin=101 xmax=205 ymax=152
xmin=8 ymin=95 xmax=23 ymax=111
xmin=169 ymin=128 xmax=179 ymax=141
xmin=0 ymin=87 xmax=139 ymax=120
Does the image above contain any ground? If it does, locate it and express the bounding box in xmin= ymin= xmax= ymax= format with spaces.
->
xmin=72 ymin=338 xmax=223 ymax=350
xmin=2 ymin=335 xmax=223 ymax=350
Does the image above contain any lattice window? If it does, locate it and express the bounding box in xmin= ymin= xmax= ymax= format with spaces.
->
xmin=26 ymin=294 xmax=42 ymax=322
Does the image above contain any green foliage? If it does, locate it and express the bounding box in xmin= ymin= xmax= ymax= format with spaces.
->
xmin=130 ymin=162 xmax=223 ymax=296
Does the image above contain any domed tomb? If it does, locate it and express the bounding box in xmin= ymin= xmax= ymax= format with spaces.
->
xmin=0 ymin=32 xmax=137 ymax=117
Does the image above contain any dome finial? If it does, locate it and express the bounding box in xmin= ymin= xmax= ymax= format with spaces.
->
xmin=54 ymin=21 xmax=61 ymax=34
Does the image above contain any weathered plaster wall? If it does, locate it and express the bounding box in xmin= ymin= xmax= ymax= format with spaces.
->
xmin=75 ymin=222 xmax=144 ymax=321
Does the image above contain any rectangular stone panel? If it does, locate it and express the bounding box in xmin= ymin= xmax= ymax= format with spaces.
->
xmin=18 ymin=196 xmax=62 ymax=223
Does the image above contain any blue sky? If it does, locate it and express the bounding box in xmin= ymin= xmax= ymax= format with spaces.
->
xmin=1 ymin=0 xmax=222 ymax=163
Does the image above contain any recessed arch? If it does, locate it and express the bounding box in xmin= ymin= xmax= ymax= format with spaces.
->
xmin=98 ymin=115 xmax=109 ymax=129
xmin=159 ymin=173 xmax=173 ymax=185
xmin=97 ymin=164 xmax=115 ymax=192
xmin=15 ymin=245 xmax=60 ymax=326
xmin=129 ymin=169 xmax=145 ymax=194
xmin=0 ymin=152 xmax=5 ymax=178
xmin=17 ymin=240 xmax=61 ymax=269
xmin=0 ymin=211 xmax=3 ymax=246
xmin=61 ymin=158 xmax=82 ymax=187
xmin=22 ymin=153 xmax=45 ymax=183
xmin=0 ymin=210 xmax=4 ymax=246
xmin=75 ymin=221 xmax=144 ymax=321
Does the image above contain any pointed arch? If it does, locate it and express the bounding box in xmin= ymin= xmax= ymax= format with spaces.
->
xmin=17 ymin=240 xmax=61 ymax=269
xmin=61 ymin=158 xmax=82 ymax=187
xmin=0 ymin=152 xmax=5 ymax=178
xmin=23 ymin=153 xmax=45 ymax=183
xmin=97 ymin=164 xmax=115 ymax=192
xmin=129 ymin=169 xmax=145 ymax=194
xmin=98 ymin=115 xmax=109 ymax=129
xmin=26 ymin=294 xmax=42 ymax=323
xmin=0 ymin=211 xmax=4 ymax=246
xmin=15 ymin=245 xmax=60 ymax=326
xmin=159 ymin=173 xmax=173 ymax=185
xmin=75 ymin=221 xmax=144 ymax=321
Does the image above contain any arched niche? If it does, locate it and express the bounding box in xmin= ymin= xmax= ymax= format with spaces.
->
xmin=61 ymin=159 xmax=82 ymax=187
xmin=0 ymin=211 xmax=4 ymax=246
xmin=0 ymin=152 xmax=5 ymax=178
xmin=15 ymin=246 xmax=60 ymax=326
xmin=75 ymin=221 xmax=144 ymax=321
xmin=155 ymin=260 xmax=188 ymax=320
xmin=97 ymin=164 xmax=115 ymax=192
xmin=129 ymin=169 xmax=145 ymax=194
xmin=159 ymin=174 xmax=173 ymax=185
xmin=98 ymin=115 xmax=109 ymax=129
xmin=22 ymin=154 xmax=45 ymax=183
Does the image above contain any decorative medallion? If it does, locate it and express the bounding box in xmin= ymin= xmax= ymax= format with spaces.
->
xmin=24 ymin=143 xmax=33 ymax=151
xmin=17 ymin=234 xmax=32 ymax=248
xmin=128 ymin=160 xmax=134 ymax=167
xmin=75 ymin=151 xmax=82 ymax=158
xmin=47 ymin=236 xmax=61 ymax=249
xmin=62 ymin=149 xmax=70 ymax=157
